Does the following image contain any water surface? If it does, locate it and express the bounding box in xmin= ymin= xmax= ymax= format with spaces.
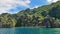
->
xmin=0 ymin=27 xmax=60 ymax=34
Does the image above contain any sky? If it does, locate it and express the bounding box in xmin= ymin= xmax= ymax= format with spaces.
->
xmin=0 ymin=0 xmax=59 ymax=14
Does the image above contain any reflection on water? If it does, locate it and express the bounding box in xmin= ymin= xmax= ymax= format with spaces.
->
xmin=0 ymin=27 xmax=60 ymax=34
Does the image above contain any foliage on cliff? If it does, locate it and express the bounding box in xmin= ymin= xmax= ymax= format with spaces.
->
xmin=0 ymin=1 xmax=60 ymax=28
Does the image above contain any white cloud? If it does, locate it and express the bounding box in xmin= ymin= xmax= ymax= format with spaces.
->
xmin=30 ymin=6 xmax=39 ymax=9
xmin=0 ymin=0 xmax=31 ymax=14
xmin=47 ymin=0 xmax=59 ymax=3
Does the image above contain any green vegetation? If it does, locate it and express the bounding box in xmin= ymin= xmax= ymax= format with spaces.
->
xmin=0 ymin=1 xmax=60 ymax=28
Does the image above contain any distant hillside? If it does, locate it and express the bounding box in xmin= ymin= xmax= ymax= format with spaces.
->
xmin=0 ymin=1 xmax=60 ymax=28
xmin=17 ymin=1 xmax=60 ymax=17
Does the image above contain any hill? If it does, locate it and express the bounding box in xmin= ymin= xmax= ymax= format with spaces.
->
xmin=0 ymin=1 xmax=60 ymax=28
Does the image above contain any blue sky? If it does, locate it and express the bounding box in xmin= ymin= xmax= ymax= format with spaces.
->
xmin=0 ymin=0 xmax=59 ymax=14
xmin=30 ymin=0 xmax=48 ymax=8
xmin=9 ymin=0 xmax=48 ymax=14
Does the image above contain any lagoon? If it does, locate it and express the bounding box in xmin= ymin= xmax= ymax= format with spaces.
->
xmin=0 ymin=27 xmax=60 ymax=34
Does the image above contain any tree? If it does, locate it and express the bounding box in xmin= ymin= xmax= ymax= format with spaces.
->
xmin=49 ymin=5 xmax=60 ymax=19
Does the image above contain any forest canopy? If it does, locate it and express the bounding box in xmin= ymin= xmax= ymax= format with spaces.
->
xmin=0 ymin=1 xmax=60 ymax=28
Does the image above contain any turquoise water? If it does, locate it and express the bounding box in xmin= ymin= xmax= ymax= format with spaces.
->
xmin=0 ymin=27 xmax=60 ymax=34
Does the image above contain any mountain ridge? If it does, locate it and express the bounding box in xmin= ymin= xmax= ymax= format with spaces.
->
xmin=0 ymin=1 xmax=60 ymax=28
